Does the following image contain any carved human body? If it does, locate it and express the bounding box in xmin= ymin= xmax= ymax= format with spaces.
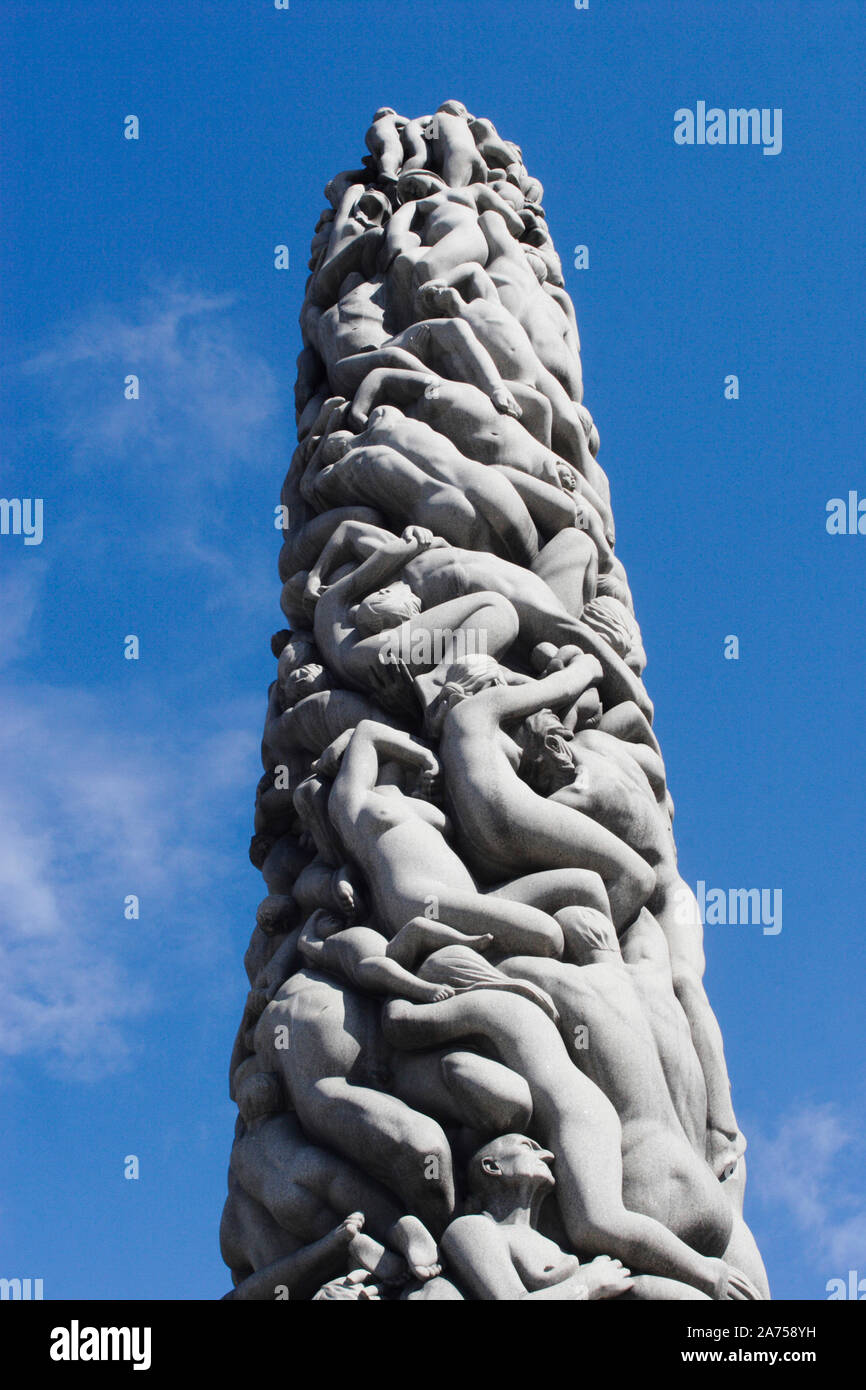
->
xmin=221 ymin=102 xmax=765 ymax=1302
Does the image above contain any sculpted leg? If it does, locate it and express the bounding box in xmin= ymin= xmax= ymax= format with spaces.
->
xmin=224 ymin=1217 xmax=361 ymax=1301
xmin=489 ymin=866 xmax=612 ymax=919
xmin=421 ymin=887 xmax=564 ymax=958
xmin=383 ymin=991 xmax=760 ymax=1299
xmin=224 ymin=104 xmax=768 ymax=1302
xmin=653 ymin=874 xmax=743 ymax=1175
xmin=531 ymin=528 xmax=598 ymax=614
xmin=390 ymin=1047 xmax=533 ymax=1134
xmin=299 ymin=1075 xmax=455 ymax=1235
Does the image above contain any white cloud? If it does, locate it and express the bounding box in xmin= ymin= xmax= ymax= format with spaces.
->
xmin=23 ymin=282 xmax=284 ymax=474
xmin=0 ymin=283 xmax=285 ymax=1083
xmin=747 ymin=1101 xmax=866 ymax=1273
xmin=0 ymin=679 xmax=260 ymax=1081
xmin=0 ymin=561 xmax=48 ymax=670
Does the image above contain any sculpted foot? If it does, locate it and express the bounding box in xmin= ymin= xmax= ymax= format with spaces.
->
xmin=339 ymin=1211 xmax=365 ymax=1242
xmin=348 ymin=1232 xmax=408 ymax=1285
xmin=392 ymin=918 xmax=494 ymax=958
xmin=390 ymin=1215 xmax=441 ymax=1282
xmin=417 ymin=981 xmax=456 ymax=1002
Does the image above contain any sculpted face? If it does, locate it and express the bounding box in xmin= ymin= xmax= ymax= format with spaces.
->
xmin=355 ymin=582 xmax=422 ymax=634
xmin=283 ymin=663 xmax=329 ymax=707
xmin=478 ymin=1134 xmax=556 ymax=1190
xmin=430 ymin=656 xmax=505 ymax=735
xmin=356 ymin=190 xmax=390 ymax=227
xmin=397 ymin=170 xmax=445 ymax=203
xmin=520 ymin=711 xmax=575 ymax=794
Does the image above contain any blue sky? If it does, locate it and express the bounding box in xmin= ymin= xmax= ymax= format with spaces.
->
xmin=1 ymin=0 xmax=863 ymax=1300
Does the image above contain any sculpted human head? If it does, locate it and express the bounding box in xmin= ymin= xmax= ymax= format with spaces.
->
xmin=293 ymin=771 xmax=342 ymax=863
xmin=277 ymin=633 xmax=320 ymax=704
xmin=562 ymin=906 xmax=620 ymax=965
xmin=519 ymin=710 xmax=576 ymax=795
xmin=354 ymin=581 xmax=422 ymax=635
xmin=467 ymin=1134 xmax=555 ymax=1208
xmin=437 ymin=99 xmax=471 ymax=119
xmin=428 ymin=655 xmax=505 ymax=735
xmin=281 ymin=570 xmax=311 ymax=624
xmin=574 ymin=402 xmax=601 ymax=457
xmin=489 ymin=176 xmax=525 ymax=211
xmin=236 ymin=1068 xmax=283 ymax=1126
xmin=580 ymin=596 xmax=646 ymax=675
xmin=282 ymin=662 xmax=330 ymax=708
xmin=355 ymin=188 xmax=391 ymax=227
xmin=396 ymin=169 xmax=445 ymax=204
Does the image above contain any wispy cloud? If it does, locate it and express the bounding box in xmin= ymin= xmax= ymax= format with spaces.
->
xmin=23 ymin=282 xmax=284 ymax=474
xmin=1 ymin=284 xmax=284 ymax=1082
xmin=17 ymin=279 xmax=288 ymax=605
xmin=748 ymin=1101 xmax=866 ymax=1273
xmin=0 ymin=678 xmax=260 ymax=1081
xmin=0 ymin=562 xmax=48 ymax=670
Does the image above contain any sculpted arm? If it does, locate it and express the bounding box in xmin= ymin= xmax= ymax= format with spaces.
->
xmin=306 ymin=519 xmax=402 ymax=596
xmin=317 ymin=531 xmax=416 ymax=607
xmin=472 ymin=186 xmax=526 ymax=237
xmin=484 ymin=654 xmax=603 ymax=724
xmin=332 ymin=720 xmax=438 ymax=828
xmin=350 ymin=367 xmax=431 ymax=427
xmin=381 ymin=200 xmax=419 ymax=267
xmin=279 ymin=506 xmax=386 ymax=582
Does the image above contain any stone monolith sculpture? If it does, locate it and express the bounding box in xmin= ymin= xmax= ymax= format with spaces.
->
xmin=220 ymin=102 xmax=770 ymax=1302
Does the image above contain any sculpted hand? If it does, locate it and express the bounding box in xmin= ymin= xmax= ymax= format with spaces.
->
xmin=538 ymin=643 xmax=584 ymax=674
xmin=412 ymin=765 xmax=442 ymax=801
xmin=713 ymin=1261 xmax=762 ymax=1301
xmin=492 ymin=387 xmax=522 ymax=419
xmin=581 ymin=1255 xmax=634 ymax=1300
xmin=313 ymin=1269 xmax=382 ymax=1301
xmin=401 ymin=525 xmax=435 ymax=552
